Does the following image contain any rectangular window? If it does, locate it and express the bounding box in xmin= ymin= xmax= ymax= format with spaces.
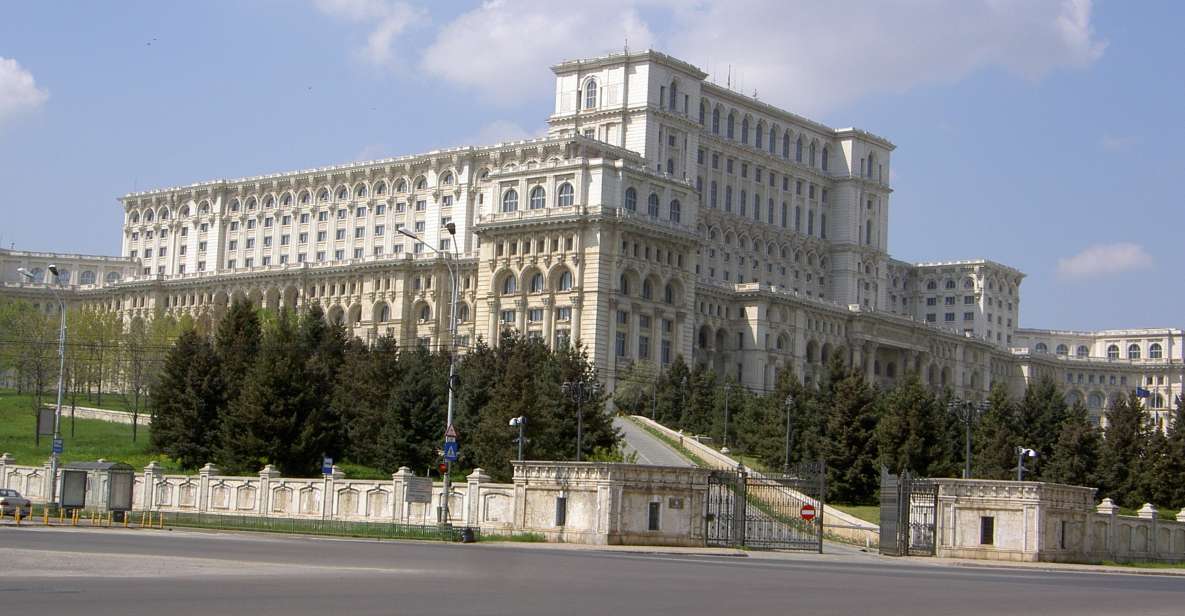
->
xmin=963 ymin=312 xmax=974 ymax=321
xmin=337 ymin=209 xmax=347 ymax=219
xmin=375 ymin=225 xmax=384 ymax=236
xmin=500 ymin=310 xmax=516 ymax=324
xmin=355 ymin=206 xmax=366 ymax=217
xmin=442 ymin=195 xmax=453 ymax=207
xmin=415 ymin=200 xmax=427 ymax=211
xmin=661 ymin=340 xmax=671 ymax=365
xmin=247 ymin=220 xmax=256 ymax=230
xmin=282 ymin=215 xmax=291 ymax=226
xmin=375 ymin=203 xmax=386 ymax=215
xmin=336 ymin=229 xmax=346 ymax=240
xmin=555 ymin=496 xmax=567 ymax=527
xmin=262 ymin=237 xmax=272 ymax=247
xmin=615 ymin=332 xmax=627 ymax=357
xmin=353 ymin=248 xmax=363 ymax=259
xmin=264 ymin=217 xmax=273 ymax=228
xmin=648 ymin=501 xmax=661 ymax=531
xmin=528 ymin=308 xmax=543 ymax=322
xmin=980 ymin=516 xmax=995 ymax=545
xmin=281 ymin=234 xmax=290 ymax=246
xmin=318 ymin=211 xmax=329 ymax=222
xmin=354 ymin=227 xmax=365 ymax=239
xmin=334 ymin=249 xmax=344 ymax=260
xmin=638 ymin=336 xmax=650 ymax=359
xmin=926 ymin=313 xmax=936 ymax=323
xmin=415 ymin=221 xmax=426 ymax=232
xmin=300 ymin=213 xmax=310 ymax=224
xmin=945 ymin=312 xmax=956 ymax=322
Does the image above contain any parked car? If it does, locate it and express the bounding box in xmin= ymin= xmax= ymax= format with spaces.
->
xmin=0 ymin=489 xmax=32 ymax=517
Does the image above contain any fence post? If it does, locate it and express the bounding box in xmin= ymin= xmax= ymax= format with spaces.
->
xmin=198 ymin=463 xmax=219 ymax=513
xmin=392 ymin=467 xmax=414 ymax=524
xmin=465 ymin=468 xmax=489 ymax=527
xmin=0 ymin=452 xmax=12 ymax=489
xmin=143 ymin=461 xmax=162 ymax=511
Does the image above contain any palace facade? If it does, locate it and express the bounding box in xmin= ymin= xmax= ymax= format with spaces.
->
xmin=2 ymin=50 xmax=1180 ymax=426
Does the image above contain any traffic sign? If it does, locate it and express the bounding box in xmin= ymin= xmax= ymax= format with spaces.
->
xmin=321 ymin=456 xmax=334 ymax=475
xmin=443 ymin=440 xmax=459 ymax=462
xmin=52 ymin=438 xmax=63 ymax=454
xmin=800 ymin=503 xmax=816 ymax=521
xmin=444 ymin=424 xmax=458 ymax=440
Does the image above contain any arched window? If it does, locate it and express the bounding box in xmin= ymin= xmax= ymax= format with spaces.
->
xmin=664 ymin=284 xmax=675 ymax=304
xmin=337 ymin=188 xmax=349 ymax=200
xmin=502 ymin=189 xmax=519 ymax=213
xmin=558 ymin=270 xmax=573 ymax=291
xmin=584 ymin=78 xmax=598 ymax=109
xmin=419 ymin=305 xmax=431 ymax=321
xmin=1035 ymin=343 xmax=1048 ymax=353
xmin=414 ymin=177 xmax=427 ymax=190
xmin=642 ymin=279 xmax=653 ymax=300
xmin=395 ymin=179 xmax=407 ymax=192
xmin=795 ymin=137 xmax=803 ymax=162
xmin=821 ymin=146 xmax=829 ymax=171
xmin=624 ymin=187 xmax=637 ymax=211
xmin=725 ymin=185 xmax=732 ymax=211
xmin=669 ymin=81 xmax=677 ymax=109
xmin=440 ymin=171 xmax=453 ymax=185
xmin=1076 ymin=345 xmax=1089 ymax=358
xmin=699 ymin=101 xmax=706 ymax=125
xmin=865 ymin=220 xmax=872 ymax=245
xmin=355 ymin=184 xmax=367 ymax=197
xmin=782 ymin=131 xmax=791 ymax=158
xmin=1056 ymin=344 xmax=1068 ymax=356
xmin=105 ymin=272 xmax=120 ymax=283
xmin=727 ymin=112 xmax=735 ymax=139
xmin=669 ymin=199 xmax=681 ymax=223
xmin=945 ymin=280 xmax=956 ymax=290
xmin=755 ymin=121 xmax=764 ymax=149
xmin=1150 ymin=343 xmax=1163 ymax=359
xmin=1128 ymin=344 xmax=1141 ymax=360
xmin=647 ymin=193 xmax=659 ymax=217
xmin=80 ymin=271 xmax=96 ymax=285
xmin=298 ymin=191 xmax=310 ymax=205
xmin=926 ymin=280 xmax=937 ymax=290
xmin=318 ymin=189 xmax=329 ymax=202
xmin=1107 ymin=344 xmax=1119 ymax=359
xmin=28 ymin=268 xmax=44 ymax=282
xmin=666 ymin=158 xmax=674 ymax=174
xmin=377 ymin=304 xmax=390 ymax=322
xmin=458 ymin=303 xmax=470 ymax=322
xmin=769 ymin=127 xmax=776 ymax=153
xmin=712 ymin=108 xmax=720 ymax=134
xmin=374 ymin=181 xmax=386 ymax=195
xmin=529 ymin=186 xmax=546 ymax=210
xmin=619 ymin=274 xmax=630 ymax=295
xmin=741 ymin=117 xmax=749 ymax=144
xmin=501 ymin=274 xmax=517 ymax=295
xmin=529 ymin=272 xmax=544 ymax=293
xmin=710 ymin=181 xmax=718 ymax=208
xmin=557 ymin=183 xmax=574 ymax=207
xmin=809 ymin=142 xmax=817 ymax=167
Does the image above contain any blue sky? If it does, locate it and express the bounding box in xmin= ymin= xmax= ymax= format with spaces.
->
xmin=0 ymin=1 xmax=1179 ymax=331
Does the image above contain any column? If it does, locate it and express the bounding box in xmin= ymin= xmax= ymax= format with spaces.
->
xmin=0 ymin=452 xmax=11 ymax=489
xmin=198 ymin=463 xmax=219 ymax=513
xmin=143 ymin=461 xmax=163 ymax=510
xmin=542 ymin=297 xmax=555 ymax=348
xmin=571 ymin=296 xmax=583 ymax=345
xmin=487 ymin=299 xmax=499 ymax=345
xmin=323 ymin=464 xmax=343 ymax=519
xmin=392 ymin=466 xmax=414 ymax=523
xmin=865 ymin=342 xmax=879 ymax=383
xmin=258 ymin=464 xmax=280 ymax=516
xmin=515 ymin=298 xmax=527 ymax=334
xmin=466 ymin=468 xmax=490 ymax=527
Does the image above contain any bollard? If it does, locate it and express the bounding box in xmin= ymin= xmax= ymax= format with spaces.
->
xmin=43 ymin=505 xmax=49 ymax=525
xmin=59 ymin=507 xmax=65 ymax=524
xmin=14 ymin=508 xmax=21 ymax=525
xmin=124 ymin=513 xmax=130 ymax=528
xmin=106 ymin=511 xmax=112 ymax=527
xmin=158 ymin=512 xmax=165 ymax=529
xmin=141 ymin=511 xmax=147 ymax=528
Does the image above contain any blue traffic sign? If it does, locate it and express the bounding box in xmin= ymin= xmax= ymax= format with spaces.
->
xmin=443 ymin=441 xmax=459 ymax=462
xmin=52 ymin=438 xmax=63 ymax=454
xmin=321 ymin=456 xmax=334 ymax=475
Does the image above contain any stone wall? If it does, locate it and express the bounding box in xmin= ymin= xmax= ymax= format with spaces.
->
xmin=934 ymin=479 xmax=1185 ymax=563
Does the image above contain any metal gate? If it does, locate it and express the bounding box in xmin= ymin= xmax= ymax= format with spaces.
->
xmin=879 ymin=468 xmax=938 ymax=556
xmin=705 ymin=462 xmax=825 ymax=552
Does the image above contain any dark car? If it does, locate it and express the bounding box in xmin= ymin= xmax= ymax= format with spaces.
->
xmin=0 ymin=488 xmax=33 ymax=517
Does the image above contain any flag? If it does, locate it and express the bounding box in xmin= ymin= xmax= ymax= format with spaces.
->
xmin=1135 ymin=387 xmax=1151 ymax=398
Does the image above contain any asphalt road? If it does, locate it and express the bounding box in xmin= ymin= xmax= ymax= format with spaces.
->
xmin=2 ymin=526 xmax=1184 ymax=615
xmin=613 ymin=416 xmax=694 ymax=467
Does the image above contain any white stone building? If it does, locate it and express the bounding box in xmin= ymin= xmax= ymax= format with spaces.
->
xmin=2 ymin=50 xmax=1180 ymax=426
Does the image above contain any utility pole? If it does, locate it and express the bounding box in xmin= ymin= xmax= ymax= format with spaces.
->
xmin=948 ymin=398 xmax=989 ymax=479
xmin=722 ymin=383 xmax=731 ymax=451
xmin=19 ymin=265 xmax=66 ymax=506
xmin=562 ymin=381 xmax=599 ymax=461
xmin=783 ymin=393 xmax=794 ymax=472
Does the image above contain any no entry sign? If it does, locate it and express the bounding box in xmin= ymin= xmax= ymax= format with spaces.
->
xmin=800 ymin=504 xmax=817 ymax=521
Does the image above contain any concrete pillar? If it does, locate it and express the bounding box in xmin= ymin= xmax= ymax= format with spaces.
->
xmin=323 ymin=464 xmax=344 ymax=518
xmin=571 ymin=296 xmax=583 ymax=344
xmin=542 ymin=297 xmax=555 ymax=348
xmin=198 ymin=463 xmax=219 ymax=513
xmin=0 ymin=452 xmax=11 ymax=489
xmin=466 ymin=468 xmax=490 ymax=527
xmin=143 ymin=461 xmax=163 ymax=510
xmin=258 ymin=464 xmax=280 ymax=516
xmin=1097 ymin=497 xmax=1118 ymax=556
xmin=392 ymin=466 xmax=414 ymax=523
xmin=1138 ymin=503 xmax=1158 ymax=557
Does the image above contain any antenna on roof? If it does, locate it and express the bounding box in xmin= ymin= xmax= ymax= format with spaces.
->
xmin=727 ymin=64 xmax=731 ymax=89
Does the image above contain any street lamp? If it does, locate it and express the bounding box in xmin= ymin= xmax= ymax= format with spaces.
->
xmin=1015 ymin=447 xmax=1038 ymax=481
xmin=398 ymin=224 xmax=459 ymax=524
xmin=948 ymin=398 xmax=990 ymax=479
xmin=783 ymin=393 xmax=794 ymax=473
xmin=562 ymin=381 xmax=600 ymax=461
xmin=721 ymin=382 xmax=732 ymax=453
xmin=18 ymin=265 xmax=67 ymax=506
xmin=509 ymin=416 xmax=526 ymax=461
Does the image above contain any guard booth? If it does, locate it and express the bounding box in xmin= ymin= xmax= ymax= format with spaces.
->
xmin=60 ymin=460 xmax=136 ymax=521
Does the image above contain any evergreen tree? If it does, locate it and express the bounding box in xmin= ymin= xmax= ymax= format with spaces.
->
xmin=1014 ymin=376 xmax=1069 ymax=478
xmin=1161 ymin=396 xmax=1185 ymax=509
xmin=972 ymin=384 xmax=1021 ymax=479
xmin=877 ymin=373 xmax=947 ymax=476
xmin=214 ymin=297 xmax=261 ymax=407
xmin=334 ymin=336 xmax=401 ymax=469
xmin=1043 ymin=401 xmax=1101 ymax=487
xmin=1139 ymin=427 xmax=1172 ymax=508
xmin=1098 ymin=392 xmax=1150 ymax=508
xmin=150 ymin=328 xmax=223 ymax=468
xmin=820 ymin=360 xmax=880 ymax=504
xmin=294 ymin=306 xmax=347 ymax=464
xmin=388 ymin=345 xmax=449 ymax=475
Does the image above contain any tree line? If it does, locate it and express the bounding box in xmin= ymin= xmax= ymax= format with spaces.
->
xmin=150 ymin=299 xmax=615 ymax=481
xmin=618 ymin=351 xmax=1185 ymax=510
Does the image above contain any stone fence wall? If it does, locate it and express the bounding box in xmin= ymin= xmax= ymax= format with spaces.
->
xmin=934 ymin=479 xmax=1185 ymax=563
xmin=45 ymin=405 xmax=153 ymax=427
xmin=0 ymin=454 xmax=516 ymax=531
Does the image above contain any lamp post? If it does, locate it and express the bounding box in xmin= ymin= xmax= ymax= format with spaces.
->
xmin=18 ymin=265 xmax=66 ymax=506
xmin=783 ymin=393 xmax=794 ymax=472
xmin=948 ymin=398 xmax=990 ymax=479
xmin=721 ymin=382 xmax=731 ymax=453
xmin=509 ymin=416 xmax=526 ymax=461
xmin=398 ymin=224 xmax=459 ymax=524
xmin=1015 ymin=447 xmax=1037 ymax=481
xmin=562 ymin=381 xmax=599 ymax=461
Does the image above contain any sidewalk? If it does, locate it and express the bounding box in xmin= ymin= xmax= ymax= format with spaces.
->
xmin=907 ymin=555 xmax=1185 ymax=577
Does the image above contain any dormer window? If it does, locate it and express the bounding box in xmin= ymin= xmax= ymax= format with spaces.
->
xmin=584 ymin=78 xmax=598 ymax=109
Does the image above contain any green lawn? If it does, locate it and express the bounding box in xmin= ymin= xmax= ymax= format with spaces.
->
xmin=0 ymin=390 xmax=179 ymax=471
xmin=0 ymin=391 xmax=388 ymax=479
xmin=831 ymin=504 xmax=881 ymax=525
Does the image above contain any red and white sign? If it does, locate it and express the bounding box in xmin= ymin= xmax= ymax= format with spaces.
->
xmin=800 ymin=504 xmax=817 ymax=521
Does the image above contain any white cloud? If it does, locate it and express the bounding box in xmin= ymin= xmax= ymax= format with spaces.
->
xmin=413 ymin=0 xmax=1105 ymax=112
xmin=314 ymin=0 xmax=424 ymax=67
xmin=1057 ymin=243 xmax=1154 ymax=279
xmin=461 ymin=119 xmax=543 ymax=145
xmin=1100 ymin=134 xmax=1140 ymax=152
xmin=420 ymin=0 xmax=656 ymax=104
xmin=0 ymin=57 xmax=49 ymax=126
